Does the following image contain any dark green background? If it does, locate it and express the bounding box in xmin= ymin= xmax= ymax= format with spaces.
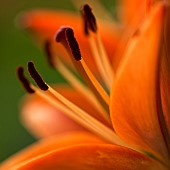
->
xmin=0 ymin=0 xmax=116 ymax=162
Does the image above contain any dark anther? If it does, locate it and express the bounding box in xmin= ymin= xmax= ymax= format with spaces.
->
xmin=81 ymin=11 xmax=89 ymax=35
xmin=55 ymin=27 xmax=68 ymax=42
xmin=65 ymin=28 xmax=82 ymax=61
xmin=44 ymin=40 xmax=55 ymax=68
xmin=82 ymin=4 xmax=97 ymax=33
xmin=27 ymin=61 xmax=48 ymax=91
xmin=55 ymin=26 xmax=71 ymax=52
xmin=17 ymin=67 xmax=35 ymax=93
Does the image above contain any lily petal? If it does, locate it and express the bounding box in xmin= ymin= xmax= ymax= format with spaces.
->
xmin=0 ymin=131 xmax=105 ymax=170
xmin=160 ymin=6 xmax=170 ymax=137
xmin=11 ymin=144 xmax=164 ymax=170
xmin=160 ymin=49 xmax=170 ymax=148
xmin=119 ymin=0 xmax=151 ymax=30
xmin=114 ymin=1 xmax=153 ymax=70
xmin=21 ymin=85 xmax=110 ymax=138
xmin=18 ymin=10 xmax=120 ymax=72
xmin=110 ymin=2 xmax=168 ymax=160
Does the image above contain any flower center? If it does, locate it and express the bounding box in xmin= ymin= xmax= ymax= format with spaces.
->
xmin=17 ymin=3 xmax=134 ymax=150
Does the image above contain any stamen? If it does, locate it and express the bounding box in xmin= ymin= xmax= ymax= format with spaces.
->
xmin=80 ymin=59 xmax=109 ymax=105
xmin=65 ymin=28 xmax=109 ymax=105
xmin=26 ymin=62 xmax=114 ymax=143
xmin=71 ymin=0 xmax=114 ymax=21
xmin=82 ymin=4 xmax=97 ymax=33
xmin=56 ymin=58 xmax=110 ymax=123
xmin=55 ymin=26 xmax=68 ymax=45
xmin=46 ymin=85 xmax=128 ymax=146
xmin=73 ymin=61 xmax=109 ymax=111
xmin=65 ymin=28 xmax=82 ymax=61
xmin=43 ymin=40 xmax=110 ymax=122
xmin=44 ymin=40 xmax=55 ymax=68
xmin=56 ymin=27 xmax=109 ymax=110
xmin=87 ymin=33 xmax=111 ymax=89
xmin=27 ymin=61 xmax=48 ymax=91
xmin=82 ymin=4 xmax=114 ymax=85
xmin=96 ymin=32 xmax=114 ymax=83
xmin=81 ymin=11 xmax=89 ymax=35
xmin=17 ymin=67 xmax=35 ymax=93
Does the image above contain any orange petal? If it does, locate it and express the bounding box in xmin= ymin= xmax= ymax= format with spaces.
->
xmin=110 ymin=2 xmax=168 ymax=161
xmin=0 ymin=131 xmax=105 ymax=169
xmin=160 ymin=6 xmax=170 ymax=137
xmin=160 ymin=50 xmax=170 ymax=147
xmin=11 ymin=144 xmax=164 ymax=170
xmin=119 ymin=0 xmax=152 ymax=30
xmin=113 ymin=1 xmax=154 ymax=70
xmin=21 ymin=85 xmax=111 ymax=138
xmin=18 ymin=10 xmax=120 ymax=72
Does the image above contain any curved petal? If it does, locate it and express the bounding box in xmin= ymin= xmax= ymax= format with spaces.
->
xmin=21 ymin=85 xmax=110 ymax=138
xmin=11 ymin=144 xmax=164 ymax=170
xmin=119 ymin=0 xmax=152 ymax=30
xmin=160 ymin=50 xmax=170 ymax=144
xmin=110 ymin=2 xmax=168 ymax=161
xmin=160 ymin=7 xmax=170 ymax=137
xmin=0 ymin=131 xmax=105 ymax=169
xmin=18 ymin=10 xmax=120 ymax=72
xmin=114 ymin=1 xmax=153 ymax=70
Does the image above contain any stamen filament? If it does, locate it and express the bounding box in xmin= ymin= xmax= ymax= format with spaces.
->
xmin=88 ymin=36 xmax=111 ymax=89
xmin=64 ymin=28 xmax=109 ymax=105
xmin=80 ymin=59 xmax=110 ymax=105
xmin=56 ymin=58 xmax=111 ymax=123
xmin=44 ymin=39 xmax=110 ymax=122
xmin=96 ymin=32 xmax=114 ymax=83
xmin=37 ymin=86 xmax=128 ymax=147
xmin=71 ymin=58 xmax=110 ymax=112
xmin=81 ymin=4 xmax=114 ymax=86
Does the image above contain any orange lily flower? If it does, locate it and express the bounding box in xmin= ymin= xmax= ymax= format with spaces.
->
xmin=1 ymin=0 xmax=170 ymax=169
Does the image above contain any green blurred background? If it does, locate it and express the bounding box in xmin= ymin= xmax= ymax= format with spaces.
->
xmin=0 ymin=0 xmax=116 ymax=162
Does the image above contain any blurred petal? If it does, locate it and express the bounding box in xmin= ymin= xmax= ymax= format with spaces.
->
xmin=21 ymin=85 xmax=110 ymax=138
xmin=18 ymin=10 xmax=120 ymax=71
xmin=0 ymin=131 xmax=105 ymax=169
xmin=110 ymin=2 xmax=168 ymax=160
xmin=12 ymin=144 xmax=164 ymax=170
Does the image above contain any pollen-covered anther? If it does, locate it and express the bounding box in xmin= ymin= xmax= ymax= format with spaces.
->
xmin=82 ymin=4 xmax=97 ymax=33
xmin=65 ymin=28 xmax=82 ymax=61
xmin=27 ymin=61 xmax=48 ymax=91
xmin=17 ymin=67 xmax=35 ymax=93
